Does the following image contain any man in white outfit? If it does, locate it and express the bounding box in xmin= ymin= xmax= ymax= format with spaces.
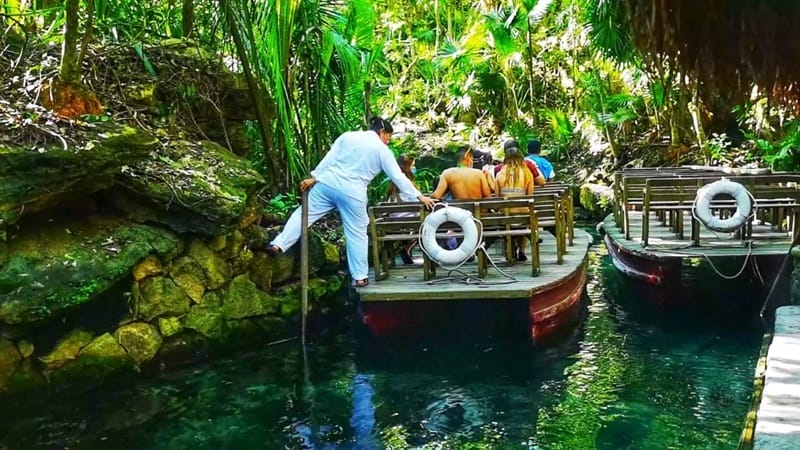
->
xmin=267 ymin=117 xmax=436 ymax=287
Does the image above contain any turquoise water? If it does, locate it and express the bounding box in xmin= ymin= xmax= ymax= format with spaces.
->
xmin=0 ymin=246 xmax=763 ymax=449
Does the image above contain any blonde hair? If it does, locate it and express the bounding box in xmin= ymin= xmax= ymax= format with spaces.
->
xmin=502 ymin=147 xmax=531 ymax=188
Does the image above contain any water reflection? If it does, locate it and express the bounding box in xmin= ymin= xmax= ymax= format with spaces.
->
xmin=0 ymin=244 xmax=762 ymax=450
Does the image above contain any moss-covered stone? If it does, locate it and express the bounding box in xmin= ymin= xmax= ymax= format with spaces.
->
xmin=114 ymin=140 xmax=265 ymax=235
xmin=0 ymin=338 xmax=21 ymax=389
xmin=201 ymin=291 xmax=222 ymax=307
xmin=222 ymin=230 xmax=246 ymax=259
xmin=0 ymin=216 xmax=180 ymax=324
xmin=158 ymin=316 xmax=183 ymax=338
xmin=280 ymin=293 xmax=301 ymax=317
xmin=209 ymin=235 xmax=227 ymax=252
xmin=16 ymin=340 xmax=34 ymax=359
xmin=184 ymin=305 xmax=224 ymax=339
xmin=133 ymin=255 xmax=163 ymax=281
xmin=187 ymin=239 xmax=231 ymax=289
xmin=0 ymin=125 xmax=157 ymax=227
xmin=134 ymin=276 xmax=191 ymax=321
xmin=39 ymin=329 xmax=94 ymax=370
xmin=52 ymin=333 xmax=135 ymax=383
xmin=222 ymin=274 xmax=278 ymax=319
xmin=250 ymin=251 xmax=294 ymax=292
xmin=3 ymin=360 xmax=46 ymax=393
xmin=114 ymin=322 xmax=163 ymax=365
xmin=168 ymin=256 xmax=207 ymax=303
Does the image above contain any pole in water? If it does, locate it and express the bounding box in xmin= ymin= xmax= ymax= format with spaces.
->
xmin=300 ymin=189 xmax=309 ymax=345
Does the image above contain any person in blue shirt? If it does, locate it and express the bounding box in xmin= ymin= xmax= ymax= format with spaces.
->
xmin=525 ymin=139 xmax=555 ymax=180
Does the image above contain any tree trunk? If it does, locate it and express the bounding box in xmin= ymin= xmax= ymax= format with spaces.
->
xmin=219 ymin=0 xmax=281 ymax=189
xmin=183 ymin=0 xmax=195 ymax=38
xmin=76 ymin=0 xmax=95 ymax=72
xmin=525 ymin=26 xmax=537 ymax=126
xmin=59 ymin=0 xmax=80 ymax=83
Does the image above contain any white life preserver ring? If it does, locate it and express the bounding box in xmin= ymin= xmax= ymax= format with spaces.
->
xmin=693 ymin=179 xmax=753 ymax=232
xmin=419 ymin=206 xmax=480 ymax=266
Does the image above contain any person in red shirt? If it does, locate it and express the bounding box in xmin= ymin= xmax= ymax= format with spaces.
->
xmin=493 ymin=140 xmax=546 ymax=186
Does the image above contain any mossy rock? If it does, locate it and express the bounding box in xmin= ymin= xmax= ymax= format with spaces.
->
xmin=168 ymin=256 xmax=207 ymax=303
xmin=0 ymin=338 xmax=21 ymax=389
xmin=157 ymin=316 xmax=183 ymax=338
xmin=187 ymin=239 xmax=231 ymax=289
xmin=39 ymin=329 xmax=94 ymax=371
xmin=114 ymin=322 xmax=163 ymax=365
xmin=134 ymin=276 xmax=191 ymax=321
xmin=249 ymin=251 xmax=294 ymax=292
xmin=51 ymin=333 xmax=135 ymax=384
xmin=184 ymin=305 xmax=224 ymax=340
xmin=222 ymin=274 xmax=279 ymax=319
xmin=156 ymin=330 xmax=208 ymax=367
xmin=133 ymin=255 xmax=163 ymax=281
xmin=0 ymin=125 xmax=156 ymax=227
xmin=114 ymin=140 xmax=265 ymax=235
xmin=0 ymin=215 xmax=180 ymax=325
xmin=3 ymin=359 xmax=46 ymax=393
xmin=16 ymin=340 xmax=34 ymax=359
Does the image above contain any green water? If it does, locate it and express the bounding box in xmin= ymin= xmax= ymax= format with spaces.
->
xmin=0 ymin=246 xmax=763 ymax=449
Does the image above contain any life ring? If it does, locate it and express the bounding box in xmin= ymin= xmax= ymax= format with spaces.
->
xmin=693 ymin=179 xmax=753 ymax=232
xmin=419 ymin=206 xmax=480 ymax=266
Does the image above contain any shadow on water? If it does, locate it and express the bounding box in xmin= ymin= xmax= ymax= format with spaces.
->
xmin=0 ymin=243 xmax=764 ymax=450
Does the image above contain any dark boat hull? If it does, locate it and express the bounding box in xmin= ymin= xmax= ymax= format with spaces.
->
xmin=604 ymin=233 xmax=681 ymax=286
xmin=359 ymin=259 xmax=588 ymax=342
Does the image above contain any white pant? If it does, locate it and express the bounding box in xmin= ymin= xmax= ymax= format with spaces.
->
xmin=270 ymin=182 xmax=369 ymax=280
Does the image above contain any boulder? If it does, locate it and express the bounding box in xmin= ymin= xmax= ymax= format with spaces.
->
xmin=0 ymin=338 xmax=21 ymax=389
xmin=0 ymin=216 xmax=180 ymax=325
xmin=0 ymin=125 xmax=157 ymax=228
xmin=114 ymin=322 xmax=163 ymax=365
xmin=134 ymin=276 xmax=192 ymax=321
xmin=114 ymin=140 xmax=265 ymax=235
xmin=3 ymin=360 xmax=46 ymax=393
xmin=52 ymin=333 xmax=134 ymax=383
xmin=133 ymin=255 xmax=163 ymax=281
xmin=39 ymin=329 xmax=94 ymax=370
xmin=16 ymin=340 xmax=34 ymax=359
xmin=186 ymin=239 xmax=231 ymax=289
xmin=222 ymin=274 xmax=279 ymax=319
xmin=168 ymin=256 xmax=207 ymax=303
xmin=157 ymin=316 xmax=183 ymax=338
xmin=184 ymin=305 xmax=224 ymax=340
xmin=249 ymin=251 xmax=294 ymax=292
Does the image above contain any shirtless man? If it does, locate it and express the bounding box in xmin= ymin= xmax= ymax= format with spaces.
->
xmin=430 ymin=147 xmax=493 ymax=200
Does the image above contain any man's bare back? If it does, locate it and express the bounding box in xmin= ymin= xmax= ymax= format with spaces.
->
xmin=431 ymin=167 xmax=492 ymax=200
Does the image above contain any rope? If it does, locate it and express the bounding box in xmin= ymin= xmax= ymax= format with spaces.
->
xmin=700 ymin=240 xmax=754 ymax=280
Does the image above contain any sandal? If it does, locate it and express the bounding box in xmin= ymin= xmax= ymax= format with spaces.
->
xmin=266 ymin=245 xmax=282 ymax=256
xmin=353 ymin=278 xmax=369 ymax=287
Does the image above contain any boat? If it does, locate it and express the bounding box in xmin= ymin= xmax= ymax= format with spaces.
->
xmin=602 ymin=166 xmax=799 ymax=291
xmin=355 ymin=184 xmax=592 ymax=342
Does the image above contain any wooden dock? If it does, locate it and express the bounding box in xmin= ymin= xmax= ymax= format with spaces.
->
xmin=358 ymin=229 xmax=592 ymax=302
xmin=604 ymin=211 xmax=794 ymax=260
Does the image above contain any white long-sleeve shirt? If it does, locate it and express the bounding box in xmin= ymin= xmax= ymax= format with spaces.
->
xmin=311 ymin=130 xmax=421 ymax=202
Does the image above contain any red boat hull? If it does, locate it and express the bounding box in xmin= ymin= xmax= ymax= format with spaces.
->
xmin=360 ymin=260 xmax=588 ymax=342
xmin=604 ymin=233 xmax=681 ymax=286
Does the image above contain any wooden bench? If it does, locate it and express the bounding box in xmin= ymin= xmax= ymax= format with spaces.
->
xmin=368 ymin=190 xmax=571 ymax=281
xmin=640 ymin=175 xmax=800 ymax=246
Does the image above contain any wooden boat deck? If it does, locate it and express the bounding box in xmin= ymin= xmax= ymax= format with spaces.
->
xmin=604 ymin=212 xmax=794 ymax=260
xmin=358 ymin=229 xmax=592 ymax=302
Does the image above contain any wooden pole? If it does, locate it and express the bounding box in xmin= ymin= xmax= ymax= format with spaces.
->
xmin=301 ymin=189 xmax=309 ymax=345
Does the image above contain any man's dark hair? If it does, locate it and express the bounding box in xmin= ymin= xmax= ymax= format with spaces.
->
xmin=527 ymin=139 xmax=541 ymax=155
xmin=456 ymin=146 xmax=472 ymax=163
xmin=369 ymin=116 xmax=393 ymax=133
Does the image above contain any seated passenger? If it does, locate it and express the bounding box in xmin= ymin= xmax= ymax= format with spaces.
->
xmin=430 ymin=147 xmax=493 ymax=201
xmin=494 ymin=140 xmax=546 ymax=186
xmin=496 ymin=147 xmax=534 ymax=262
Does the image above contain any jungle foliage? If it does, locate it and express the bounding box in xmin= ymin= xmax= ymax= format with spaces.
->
xmin=4 ymin=0 xmax=800 ymax=194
